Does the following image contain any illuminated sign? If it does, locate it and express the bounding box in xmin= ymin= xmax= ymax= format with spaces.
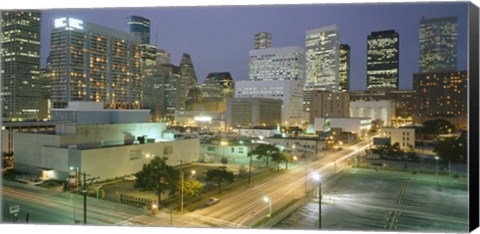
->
xmin=194 ymin=116 xmax=212 ymax=122
xmin=54 ymin=18 xmax=67 ymax=28
xmin=54 ymin=17 xmax=83 ymax=30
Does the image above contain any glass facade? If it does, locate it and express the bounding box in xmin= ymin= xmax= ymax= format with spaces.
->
xmin=339 ymin=44 xmax=350 ymax=92
xmin=50 ymin=18 xmax=142 ymax=109
xmin=202 ymin=72 xmax=234 ymax=102
xmin=419 ymin=16 xmax=457 ymax=73
xmin=1 ymin=11 xmax=41 ymax=120
xmin=254 ymin=32 xmax=272 ymax=49
xmin=126 ymin=15 xmax=151 ymax=44
xmin=305 ymin=25 xmax=340 ymax=92
xmin=367 ymin=30 xmax=399 ymax=91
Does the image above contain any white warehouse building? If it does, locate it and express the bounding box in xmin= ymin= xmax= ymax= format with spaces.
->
xmin=314 ymin=117 xmax=371 ymax=136
xmin=380 ymin=127 xmax=416 ymax=150
xmin=349 ymin=100 xmax=396 ymax=127
xmin=14 ymin=122 xmax=199 ymax=181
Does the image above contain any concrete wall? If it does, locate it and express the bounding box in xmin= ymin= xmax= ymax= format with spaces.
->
xmin=381 ymin=127 xmax=415 ymax=150
xmin=200 ymin=144 xmax=250 ymax=158
xmin=79 ymin=138 xmax=199 ymax=180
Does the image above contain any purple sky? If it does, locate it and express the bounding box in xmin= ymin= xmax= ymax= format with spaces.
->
xmin=40 ymin=2 xmax=468 ymax=91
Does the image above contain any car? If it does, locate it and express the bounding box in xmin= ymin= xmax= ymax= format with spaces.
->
xmin=124 ymin=175 xmax=137 ymax=181
xmin=205 ymin=197 xmax=220 ymax=206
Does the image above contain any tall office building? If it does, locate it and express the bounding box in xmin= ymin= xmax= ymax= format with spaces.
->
xmin=50 ymin=17 xmax=142 ymax=109
xmin=254 ymin=32 xmax=272 ymax=49
xmin=178 ymin=53 xmax=198 ymax=111
xmin=367 ymin=30 xmax=399 ymax=91
xmin=304 ymin=25 xmax=340 ymax=120
xmin=413 ymin=71 xmax=467 ymax=128
xmin=202 ymin=72 xmax=234 ymax=102
xmin=156 ymin=49 xmax=171 ymax=65
xmin=142 ymin=64 xmax=181 ymax=120
xmin=305 ymin=25 xmax=340 ymax=92
xmin=126 ymin=15 xmax=151 ymax=44
xmin=339 ymin=44 xmax=350 ymax=92
xmin=249 ymin=46 xmax=305 ymax=82
xmin=1 ymin=11 xmax=42 ymax=120
xmin=419 ymin=16 xmax=457 ymax=73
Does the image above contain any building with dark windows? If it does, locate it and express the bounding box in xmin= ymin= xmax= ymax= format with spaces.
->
xmin=254 ymin=32 xmax=272 ymax=49
xmin=226 ymin=98 xmax=282 ymax=128
xmin=413 ymin=71 xmax=467 ymax=129
xmin=178 ymin=53 xmax=198 ymax=111
xmin=309 ymin=91 xmax=350 ymax=123
xmin=1 ymin=11 xmax=42 ymax=120
xmin=339 ymin=44 xmax=350 ymax=92
xmin=419 ymin=16 xmax=457 ymax=73
xmin=156 ymin=49 xmax=171 ymax=65
xmin=50 ymin=17 xmax=142 ymax=109
xmin=367 ymin=30 xmax=399 ymax=91
xmin=126 ymin=15 xmax=151 ymax=44
xmin=142 ymin=63 xmax=181 ymax=121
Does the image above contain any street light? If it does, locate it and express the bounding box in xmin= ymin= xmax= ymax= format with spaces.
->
xmin=435 ymin=156 xmax=440 ymax=185
xmin=313 ymin=173 xmax=322 ymax=229
xmin=263 ymin=196 xmax=272 ymax=218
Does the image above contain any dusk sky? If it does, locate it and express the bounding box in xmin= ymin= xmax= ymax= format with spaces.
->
xmin=39 ymin=2 xmax=468 ymax=91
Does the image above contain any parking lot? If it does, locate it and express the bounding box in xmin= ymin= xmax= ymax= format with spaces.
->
xmin=275 ymin=167 xmax=469 ymax=232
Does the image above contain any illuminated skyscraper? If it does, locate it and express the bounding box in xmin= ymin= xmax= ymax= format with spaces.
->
xmin=1 ymin=11 xmax=41 ymax=120
xmin=367 ymin=30 xmax=399 ymax=91
xmin=305 ymin=25 xmax=340 ymax=92
xmin=304 ymin=25 xmax=340 ymax=120
xmin=419 ymin=16 xmax=457 ymax=72
xmin=50 ymin=17 xmax=142 ymax=109
xmin=178 ymin=53 xmax=198 ymax=111
xmin=126 ymin=15 xmax=151 ymax=44
xmin=339 ymin=44 xmax=350 ymax=92
xmin=254 ymin=32 xmax=272 ymax=49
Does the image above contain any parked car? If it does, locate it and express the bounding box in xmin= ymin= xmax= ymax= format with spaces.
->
xmin=124 ymin=175 xmax=137 ymax=181
xmin=205 ymin=197 xmax=220 ymax=206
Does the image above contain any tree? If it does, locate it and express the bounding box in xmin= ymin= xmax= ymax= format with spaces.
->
xmin=271 ymin=151 xmax=292 ymax=171
xmin=178 ymin=178 xmax=203 ymax=199
xmin=206 ymin=167 xmax=234 ymax=193
xmin=422 ymin=119 xmax=456 ymax=135
xmin=433 ymin=136 xmax=467 ymax=164
xmin=405 ymin=145 xmax=420 ymax=162
xmin=250 ymin=144 xmax=279 ymax=168
xmin=134 ymin=156 xmax=179 ymax=207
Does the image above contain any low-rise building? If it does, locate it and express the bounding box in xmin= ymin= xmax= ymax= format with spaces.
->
xmin=380 ymin=127 xmax=415 ymax=150
xmin=174 ymin=110 xmax=225 ymax=132
xmin=238 ymin=127 xmax=277 ymax=139
xmin=349 ymin=100 xmax=396 ymax=127
xmin=313 ymin=117 xmax=371 ymax=137
xmin=13 ymin=122 xmax=199 ymax=180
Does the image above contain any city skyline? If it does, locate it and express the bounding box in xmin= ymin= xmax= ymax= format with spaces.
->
xmin=38 ymin=2 xmax=468 ymax=91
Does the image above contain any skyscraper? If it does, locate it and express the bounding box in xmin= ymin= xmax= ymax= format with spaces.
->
xmin=254 ymin=32 xmax=272 ymax=49
xmin=339 ymin=44 xmax=350 ymax=92
xmin=419 ymin=16 xmax=457 ymax=73
xmin=202 ymin=72 xmax=234 ymax=102
xmin=367 ymin=30 xmax=399 ymax=91
xmin=126 ymin=15 xmax=151 ymax=44
xmin=305 ymin=25 xmax=340 ymax=92
xmin=178 ymin=53 xmax=198 ymax=111
xmin=50 ymin=17 xmax=142 ymax=109
xmin=1 ymin=11 xmax=42 ymax=120
xmin=249 ymin=46 xmax=305 ymax=82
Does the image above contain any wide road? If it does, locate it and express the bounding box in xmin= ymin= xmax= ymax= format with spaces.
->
xmin=181 ymin=138 xmax=372 ymax=228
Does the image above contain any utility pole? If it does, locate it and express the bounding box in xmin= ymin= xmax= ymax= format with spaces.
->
xmin=180 ymin=159 xmax=184 ymax=212
xmin=83 ymin=172 xmax=87 ymax=224
xmin=248 ymin=153 xmax=253 ymax=186
xmin=318 ymin=181 xmax=322 ymax=229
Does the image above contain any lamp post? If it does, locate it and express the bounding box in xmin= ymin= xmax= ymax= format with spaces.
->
xmin=263 ymin=196 xmax=272 ymax=218
xmin=435 ymin=156 xmax=439 ymax=185
xmin=313 ymin=173 xmax=322 ymax=229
